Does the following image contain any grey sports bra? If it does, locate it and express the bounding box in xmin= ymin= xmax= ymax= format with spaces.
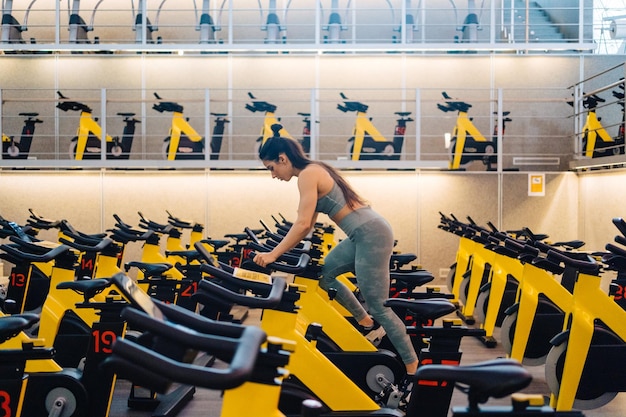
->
xmin=315 ymin=183 xmax=347 ymax=218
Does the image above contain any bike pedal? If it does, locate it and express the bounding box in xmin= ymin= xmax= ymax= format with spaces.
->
xmin=365 ymin=326 xmax=386 ymax=345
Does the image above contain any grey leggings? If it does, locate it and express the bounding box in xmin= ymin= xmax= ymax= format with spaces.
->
xmin=319 ymin=209 xmax=418 ymax=366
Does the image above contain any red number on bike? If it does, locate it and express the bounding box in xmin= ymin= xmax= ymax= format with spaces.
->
xmin=9 ymin=273 xmax=26 ymax=287
xmin=92 ymin=330 xmax=117 ymax=354
xmin=81 ymin=258 xmax=94 ymax=271
xmin=180 ymin=282 xmax=198 ymax=298
xmin=0 ymin=390 xmax=12 ymax=417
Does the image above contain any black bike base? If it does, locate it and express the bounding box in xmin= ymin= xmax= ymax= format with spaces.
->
xmin=456 ymin=310 xmax=475 ymax=325
xmin=452 ymin=405 xmax=585 ymax=416
xmin=479 ymin=335 xmax=498 ymax=348
xmin=152 ymin=384 xmax=197 ymax=417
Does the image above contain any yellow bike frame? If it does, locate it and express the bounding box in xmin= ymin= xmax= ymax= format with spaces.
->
xmin=349 ymin=111 xmax=388 ymax=161
xmin=449 ymin=110 xmax=488 ymax=170
xmin=479 ymin=249 xmax=523 ymax=343
xmin=581 ymin=109 xmax=614 ymax=158
xmin=505 ymin=260 xmax=570 ymax=364
xmin=549 ymin=265 xmax=626 ymax=410
xmin=259 ymin=110 xmax=293 ymax=146
xmin=73 ymin=110 xmax=115 ymax=160
xmin=166 ymin=111 xmax=203 ymax=160
xmin=260 ymin=284 xmax=382 ymax=412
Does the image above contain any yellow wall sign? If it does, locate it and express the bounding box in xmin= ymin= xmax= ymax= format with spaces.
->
xmin=528 ymin=173 xmax=545 ymax=196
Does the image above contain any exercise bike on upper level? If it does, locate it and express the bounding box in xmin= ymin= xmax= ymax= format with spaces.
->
xmin=569 ymin=92 xmax=625 ymax=158
xmin=245 ymin=92 xmax=294 ymax=155
xmin=2 ymin=111 xmax=42 ymax=160
xmin=437 ymin=91 xmax=512 ymax=170
xmin=1 ymin=0 xmax=38 ymax=45
xmin=57 ymin=91 xmax=140 ymax=160
xmin=337 ymin=92 xmax=413 ymax=161
xmin=152 ymin=92 xmax=205 ymax=160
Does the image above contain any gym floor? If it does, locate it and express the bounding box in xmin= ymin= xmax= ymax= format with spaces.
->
xmin=107 ymin=308 xmax=626 ymax=417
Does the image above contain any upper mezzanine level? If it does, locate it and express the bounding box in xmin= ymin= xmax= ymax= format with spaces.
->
xmin=0 ymin=0 xmax=612 ymax=55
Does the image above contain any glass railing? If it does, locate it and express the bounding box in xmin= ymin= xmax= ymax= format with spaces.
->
xmin=0 ymin=85 xmax=586 ymax=172
xmin=0 ymin=1 xmax=600 ymax=54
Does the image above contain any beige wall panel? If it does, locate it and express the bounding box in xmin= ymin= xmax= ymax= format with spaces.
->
xmin=501 ymin=172 xmax=579 ymax=245
xmin=100 ymin=170 xmax=209 ymax=265
xmin=205 ymin=170 xmax=300 ymax=242
xmin=0 ymin=170 xmax=102 ymax=233
xmin=417 ymin=172 xmax=499 ymax=281
xmin=493 ymin=56 xmax=579 ymax=89
xmin=0 ymin=170 xmax=102 ymax=274
xmin=578 ymin=170 xmax=626 ymax=252
xmin=143 ymin=56 xmax=231 ymax=90
xmin=0 ymin=57 xmax=57 ymax=89
xmin=405 ymin=55 xmax=493 ymax=91
xmin=56 ymin=56 xmax=143 ymax=90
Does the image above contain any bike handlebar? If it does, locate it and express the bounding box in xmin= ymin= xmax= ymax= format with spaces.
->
xmin=1 ymin=239 xmax=71 ymax=263
xmin=110 ymin=311 xmax=266 ymax=390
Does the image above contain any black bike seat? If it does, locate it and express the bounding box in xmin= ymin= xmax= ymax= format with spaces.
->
xmin=384 ymin=298 xmax=456 ymax=321
xmin=553 ymin=240 xmax=586 ymax=250
xmin=165 ymin=250 xmax=203 ymax=263
xmin=57 ymin=278 xmax=111 ymax=301
xmin=0 ymin=315 xmax=35 ymax=343
xmin=125 ymin=261 xmax=173 ymax=277
xmin=414 ymin=359 xmax=531 ymax=403
xmin=391 ymin=253 xmax=417 ymax=267
xmin=389 ymin=270 xmax=434 ymax=287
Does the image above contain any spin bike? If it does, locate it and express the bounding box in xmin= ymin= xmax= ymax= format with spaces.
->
xmin=297 ymin=112 xmax=313 ymax=155
xmin=195 ymin=0 xmax=226 ymax=44
xmin=321 ymin=0 xmax=349 ymax=43
xmin=103 ymin=274 xmax=292 ymax=417
xmin=108 ymin=296 xmax=585 ymax=417
xmin=67 ymin=0 xmax=103 ymax=44
xmin=57 ymin=91 xmax=139 ymax=160
xmin=258 ymin=0 xmax=286 ymax=44
xmin=499 ymin=235 xmax=585 ymax=367
xmin=0 ymin=277 xmax=129 ymax=417
xmin=132 ymin=0 xmax=165 ymax=44
xmin=209 ymin=112 xmax=229 ymax=160
xmin=570 ymin=92 xmax=625 ymax=158
xmin=152 ymin=92 xmax=205 ymax=160
xmin=612 ymin=82 xmax=625 ymax=153
xmin=245 ymin=92 xmax=294 ymax=154
xmin=449 ymin=0 xmax=483 ymax=43
xmin=391 ymin=0 xmax=419 ymax=43
xmin=337 ymin=92 xmax=413 ymax=160
xmin=2 ymin=112 xmax=42 ymax=159
xmin=1 ymin=0 xmax=38 ymax=44
xmin=437 ymin=91 xmax=510 ymax=170
xmin=544 ymin=222 xmax=626 ymax=411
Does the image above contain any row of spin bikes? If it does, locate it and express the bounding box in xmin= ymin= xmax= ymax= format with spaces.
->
xmin=2 ymin=90 xmax=410 ymax=162
xmin=440 ymin=212 xmax=626 ymax=413
xmin=4 ymin=89 xmax=625 ymax=167
xmin=0 ymin=207 xmax=592 ymax=417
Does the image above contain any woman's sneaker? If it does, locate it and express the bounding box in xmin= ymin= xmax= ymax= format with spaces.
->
xmin=362 ymin=321 xmax=386 ymax=346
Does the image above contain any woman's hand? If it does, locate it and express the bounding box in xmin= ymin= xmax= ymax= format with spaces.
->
xmin=253 ymin=251 xmax=279 ymax=268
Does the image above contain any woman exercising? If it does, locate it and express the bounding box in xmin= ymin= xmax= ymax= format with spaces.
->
xmin=253 ymin=134 xmax=418 ymax=378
